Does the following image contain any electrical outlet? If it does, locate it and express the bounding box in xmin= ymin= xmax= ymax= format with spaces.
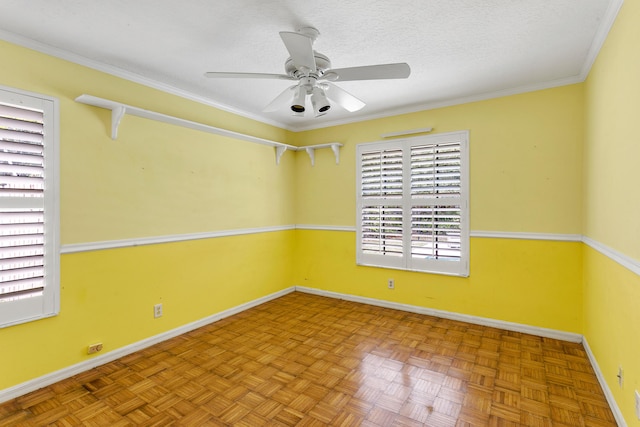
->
xmin=635 ymin=390 xmax=640 ymax=420
xmin=617 ymin=366 xmax=624 ymax=388
xmin=388 ymin=279 xmax=395 ymax=289
xmin=154 ymin=303 xmax=163 ymax=318
xmin=87 ymin=343 xmax=103 ymax=354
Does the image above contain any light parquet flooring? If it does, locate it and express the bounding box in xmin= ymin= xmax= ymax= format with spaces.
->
xmin=0 ymin=292 xmax=616 ymax=426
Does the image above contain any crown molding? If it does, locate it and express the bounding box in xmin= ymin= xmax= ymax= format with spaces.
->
xmin=578 ymin=0 xmax=625 ymax=80
xmin=0 ymin=29 xmax=290 ymax=130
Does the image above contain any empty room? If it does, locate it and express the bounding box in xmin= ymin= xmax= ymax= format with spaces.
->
xmin=0 ymin=0 xmax=638 ymax=425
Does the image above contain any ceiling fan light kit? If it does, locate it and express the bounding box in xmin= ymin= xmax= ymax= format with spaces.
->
xmin=310 ymin=86 xmax=330 ymax=117
xmin=291 ymin=86 xmax=306 ymax=113
xmin=205 ymin=26 xmax=410 ymax=119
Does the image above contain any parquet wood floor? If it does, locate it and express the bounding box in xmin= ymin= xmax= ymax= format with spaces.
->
xmin=0 ymin=292 xmax=616 ymax=426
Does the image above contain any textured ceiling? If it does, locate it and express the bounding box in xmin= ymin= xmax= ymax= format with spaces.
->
xmin=0 ymin=0 xmax=621 ymax=131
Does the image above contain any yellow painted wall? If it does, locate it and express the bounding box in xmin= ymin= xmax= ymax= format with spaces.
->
xmin=292 ymin=85 xmax=584 ymax=234
xmin=584 ymin=1 xmax=640 ymax=260
xmin=583 ymin=0 xmax=640 ymax=424
xmin=295 ymin=230 xmax=583 ymax=333
xmin=0 ymin=40 xmax=296 ymax=389
xmin=291 ymin=86 xmax=585 ymax=333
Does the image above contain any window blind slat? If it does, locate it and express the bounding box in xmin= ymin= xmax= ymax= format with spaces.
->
xmin=0 ymin=276 xmax=44 ymax=301
xmin=0 ymin=233 xmax=44 ymax=248
xmin=0 ymin=128 xmax=44 ymax=144
xmin=0 ymin=151 xmax=45 ymax=168
xmin=0 ymin=104 xmax=44 ymax=123
xmin=0 ymin=265 xmax=44 ymax=281
xmin=0 ymin=162 xmax=44 ymax=177
xmin=0 ymin=255 xmax=44 ymax=271
xmin=0 ymin=116 xmax=44 ymax=133
xmin=0 ymin=140 xmax=44 ymax=156
xmin=0 ymin=175 xmax=45 ymax=194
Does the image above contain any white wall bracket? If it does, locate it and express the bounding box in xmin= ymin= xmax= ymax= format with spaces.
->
xmin=111 ymin=105 xmax=126 ymax=140
xmin=302 ymin=143 xmax=342 ymax=166
xmin=275 ymin=146 xmax=288 ymax=165
xmin=305 ymin=147 xmax=315 ymax=167
xmin=330 ymin=144 xmax=340 ymax=164
xmin=75 ymin=94 xmax=342 ymax=167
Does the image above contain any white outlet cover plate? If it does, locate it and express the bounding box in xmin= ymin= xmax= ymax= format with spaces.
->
xmin=635 ymin=390 xmax=640 ymax=420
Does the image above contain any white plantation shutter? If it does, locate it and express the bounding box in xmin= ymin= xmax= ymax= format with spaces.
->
xmin=358 ymin=143 xmax=405 ymax=269
xmin=356 ymin=131 xmax=468 ymax=276
xmin=0 ymin=87 xmax=59 ymax=327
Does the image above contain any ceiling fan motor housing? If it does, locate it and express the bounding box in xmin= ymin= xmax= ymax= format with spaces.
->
xmin=285 ymin=52 xmax=331 ymax=80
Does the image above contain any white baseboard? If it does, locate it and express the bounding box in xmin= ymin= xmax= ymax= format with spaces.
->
xmin=295 ymin=286 xmax=582 ymax=343
xmin=582 ymin=337 xmax=627 ymax=427
xmin=0 ymin=286 xmax=296 ymax=405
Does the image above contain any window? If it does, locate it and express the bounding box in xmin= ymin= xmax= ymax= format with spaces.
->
xmin=356 ymin=131 xmax=469 ymax=276
xmin=0 ymin=86 xmax=59 ymax=327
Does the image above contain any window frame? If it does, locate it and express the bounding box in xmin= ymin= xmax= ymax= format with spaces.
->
xmin=0 ymin=85 xmax=60 ymax=328
xmin=356 ymin=130 xmax=469 ymax=277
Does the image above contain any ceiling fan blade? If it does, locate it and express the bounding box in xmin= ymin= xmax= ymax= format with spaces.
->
xmin=204 ymin=72 xmax=294 ymax=80
xmin=263 ymin=85 xmax=297 ymax=112
xmin=322 ymin=63 xmax=411 ymax=82
xmin=324 ymin=83 xmax=365 ymax=112
xmin=279 ymin=31 xmax=316 ymax=73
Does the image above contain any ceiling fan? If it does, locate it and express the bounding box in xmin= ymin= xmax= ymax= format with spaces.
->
xmin=204 ymin=27 xmax=411 ymax=118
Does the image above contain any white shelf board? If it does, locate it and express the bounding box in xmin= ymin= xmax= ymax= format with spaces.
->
xmin=75 ymin=94 xmax=341 ymax=165
xmin=76 ymin=94 xmax=296 ymax=148
xmin=380 ymin=127 xmax=433 ymax=138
